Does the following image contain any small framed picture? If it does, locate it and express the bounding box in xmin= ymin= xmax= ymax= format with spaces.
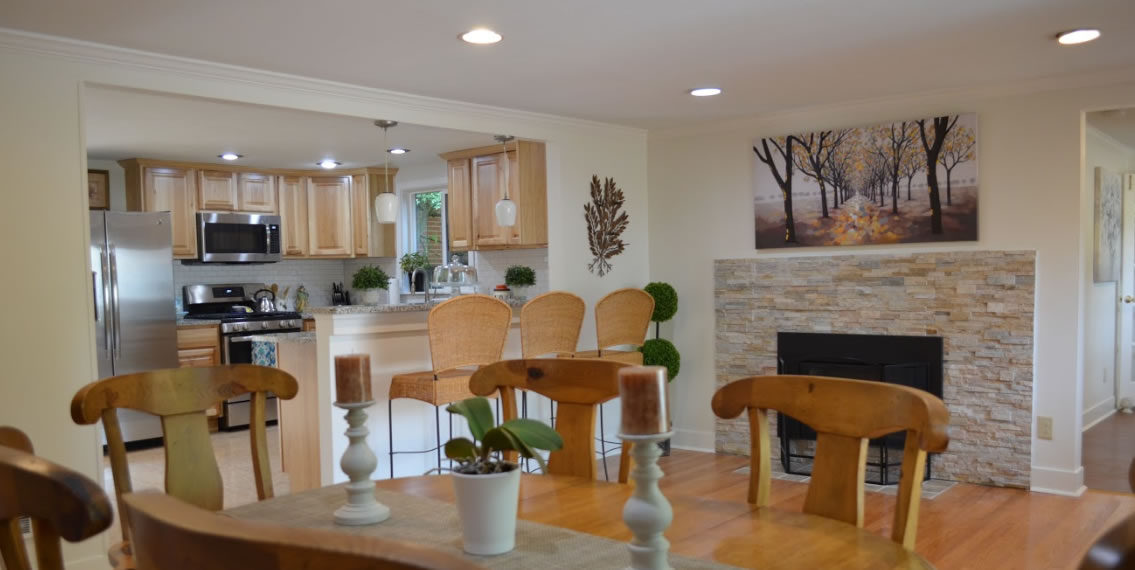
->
xmin=88 ymin=169 xmax=109 ymax=210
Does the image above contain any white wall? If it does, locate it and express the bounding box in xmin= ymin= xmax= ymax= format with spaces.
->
xmin=0 ymin=29 xmax=646 ymax=568
xmin=647 ymin=78 xmax=1135 ymax=494
xmin=1083 ymin=126 xmax=1135 ymax=429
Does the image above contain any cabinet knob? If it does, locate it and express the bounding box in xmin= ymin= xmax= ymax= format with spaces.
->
xmin=1124 ymin=296 xmax=1135 ymax=304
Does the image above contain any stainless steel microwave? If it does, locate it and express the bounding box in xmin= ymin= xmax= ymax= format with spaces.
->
xmin=196 ymin=212 xmax=282 ymax=263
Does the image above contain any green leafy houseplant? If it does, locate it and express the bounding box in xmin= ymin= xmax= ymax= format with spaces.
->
xmin=351 ymin=265 xmax=390 ymax=290
xmin=504 ymin=265 xmax=536 ymax=288
xmin=399 ymin=251 xmax=431 ymax=273
xmin=444 ymin=397 xmax=563 ymax=474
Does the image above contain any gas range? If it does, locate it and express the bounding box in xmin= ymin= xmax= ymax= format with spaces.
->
xmin=184 ymin=312 xmax=304 ymax=334
xmin=182 ymin=283 xmax=303 ymax=335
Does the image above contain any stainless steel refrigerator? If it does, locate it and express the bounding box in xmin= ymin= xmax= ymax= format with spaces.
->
xmin=91 ymin=211 xmax=179 ymax=443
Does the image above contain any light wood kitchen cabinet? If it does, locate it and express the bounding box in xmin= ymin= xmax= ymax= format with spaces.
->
xmin=238 ymin=172 xmax=277 ymax=213
xmin=446 ymin=159 xmax=473 ymax=250
xmin=278 ymin=175 xmax=308 ymax=257
xmin=120 ymin=160 xmax=198 ymax=259
xmin=307 ymin=176 xmax=353 ymax=257
xmin=176 ymin=325 xmax=223 ymax=424
xmin=440 ymin=140 xmax=546 ymax=251
xmin=351 ymin=168 xmax=397 ymax=258
xmin=198 ymin=170 xmax=238 ymax=211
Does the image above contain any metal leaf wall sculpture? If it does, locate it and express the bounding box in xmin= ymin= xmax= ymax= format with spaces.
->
xmin=584 ymin=175 xmax=629 ymax=276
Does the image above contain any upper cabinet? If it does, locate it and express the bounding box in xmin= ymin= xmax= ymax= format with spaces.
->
xmin=198 ymin=170 xmax=238 ymax=211
xmin=351 ymin=168 xmax=397 ymax=258
xmin=278 ymin=175 xmax=308 ymax=257
xmin=441 ymin=140 xmax=546 ymax=251
xmin=238 ymin=172 xmax=277 ymax=213
xmin=120 ymin=159 xmax=198 ymax=259
xmin=307 ymin=176 xmax=353 ymax=257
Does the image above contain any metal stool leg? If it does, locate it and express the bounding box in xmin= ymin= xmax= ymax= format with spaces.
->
xmin=435 ymin=405 xmax=442 ymax=472
xmin=388 ymin=399 xmax=395 ymax=479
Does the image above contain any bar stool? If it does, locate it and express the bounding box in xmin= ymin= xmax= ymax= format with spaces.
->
xmin=387 ymin=295 xmax=512 ymax=477
xmin=518 ymin=292 xmax=586 ymax=471
xmin=572 ymin=288 xmax=655 ymax=482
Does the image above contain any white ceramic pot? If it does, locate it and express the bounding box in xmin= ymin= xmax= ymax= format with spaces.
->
xmin=451 ymin=466 xmax=521 ymax=555
xmin=360 ymin=288 xmax=383 ymax=305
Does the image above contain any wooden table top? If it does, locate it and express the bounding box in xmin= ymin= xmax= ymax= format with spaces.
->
xmin=374 ymin=474 xmax=932 ymax=570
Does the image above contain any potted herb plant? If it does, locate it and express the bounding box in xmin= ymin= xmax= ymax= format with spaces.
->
xmin=504 ymin=265 xmax=536 ymax=300
xmin=642 ymin=281 xmax=679 ymax=455
xmin=351 ymin=265 xmax=390 ymax=305
xmin=444 ymin=397 xmax=562 ymax=555
xmin=399 ymin=251 xmax=431 ymax=293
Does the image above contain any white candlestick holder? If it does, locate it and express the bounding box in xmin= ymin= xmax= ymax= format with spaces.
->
xmin=333 ymin=400 xmax=390 ymax=526
xmin=619 ymin=431 xmax=674 ymax=570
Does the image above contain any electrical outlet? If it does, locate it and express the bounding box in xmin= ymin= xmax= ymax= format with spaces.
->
xmin=1037 ymin=416 xmax=1054 ymax=440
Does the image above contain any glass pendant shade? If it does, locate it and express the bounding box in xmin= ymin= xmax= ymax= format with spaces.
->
xmin=374 ymin=192 xmax=398 ymax=224
xmin=495 ymin=197 xmax=517 ymax=227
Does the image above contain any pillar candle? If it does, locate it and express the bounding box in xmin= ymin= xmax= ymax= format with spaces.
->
xmin=618 ymin=366 xmax=670 ymax=435
xmin=335 ymin=354 xmax=373 ymax=403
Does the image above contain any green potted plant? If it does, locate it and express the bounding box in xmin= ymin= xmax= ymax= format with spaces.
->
xmin=504 ymin=265 xmax=536 ymax=300
xmin=642 ymin=281 xmax=679 ymax=455
xmin=351 ymin=265 xmax=390 ymax=305
xmin=399 ymin=251 xmax=431 ymax=293
xmin=444 ymin=397 xmax=562 ymax=555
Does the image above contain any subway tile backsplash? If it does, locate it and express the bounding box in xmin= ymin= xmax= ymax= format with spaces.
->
xmin=473 ymin=249 xmax=549 ymax=297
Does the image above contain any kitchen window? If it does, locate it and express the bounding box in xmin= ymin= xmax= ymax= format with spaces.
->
xmin=407 ymin=189 xmax=447 ymax=264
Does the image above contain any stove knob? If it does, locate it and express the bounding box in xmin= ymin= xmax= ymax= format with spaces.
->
xmin=231 ymin=323 xmax=246 ymax=333
xmin=288 ymin=320 xmax=300 ymax=329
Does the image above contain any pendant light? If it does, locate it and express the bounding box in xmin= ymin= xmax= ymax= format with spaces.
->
xmin=373 ymin=120 xmax=399 ymax=224
xmin=494 ymin=135 xmax=517 ymax=227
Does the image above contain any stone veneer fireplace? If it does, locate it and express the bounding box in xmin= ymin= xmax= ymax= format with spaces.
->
xmin=714 ymin=251 xmax=1035 ymax=488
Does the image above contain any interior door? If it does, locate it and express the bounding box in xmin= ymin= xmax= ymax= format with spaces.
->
xmin=1119 ymin=172 xmax=1135 ymax=406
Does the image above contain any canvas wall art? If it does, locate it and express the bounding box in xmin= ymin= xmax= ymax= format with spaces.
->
xmin=1094 ymin=166 xmax=1122 ymax=283
xmin=753 ymin=113 xmax=978 ymax=249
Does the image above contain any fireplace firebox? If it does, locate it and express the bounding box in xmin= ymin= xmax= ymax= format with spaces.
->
xmin=776 ymin=332 xmax=944 ymax=485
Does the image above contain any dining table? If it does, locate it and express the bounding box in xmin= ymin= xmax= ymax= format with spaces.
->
xmin=225 ymin=473 xmax=933 ymax=569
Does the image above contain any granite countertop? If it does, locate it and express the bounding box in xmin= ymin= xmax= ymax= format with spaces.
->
xmin=246 ymin=331 xmax=317 ymax=343
xmin=310 ymin=298 xmax=526 ymax=315
xmin=176 ymin=312 xmax=315 ymax=328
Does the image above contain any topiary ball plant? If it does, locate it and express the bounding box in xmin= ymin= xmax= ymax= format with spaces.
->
xmin=352 ymin=265 xmax=390 ymax=290
xmin=641 ymin=338 xmax=680 ymax=381
xmin=504 ymin=265 xmax=536 ymax=288
xmin=644 ymin=282 xmax=678 ymax=323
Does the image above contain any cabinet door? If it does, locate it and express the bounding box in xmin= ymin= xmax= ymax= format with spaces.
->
xmin=238 ymin=172 xmax=277 ymax=213
xmin=471 ymin=152 xmax=520 ymax=248
xmin=447 ymin=159 xmax=473 ymax=250
xmin=198 ymin=170 xmax=238 ymax=211
xmin=307 ymin=176 xmax=353 ymax=257
xmin=178 ymin=347 xmax=218 ymax=368
xmin=143 ymin=166 xmax=198 ymax=258
xmin=351 ymin=174 xmax=369 ymax=256
xmin=278 ymin=176 xmax=308 ymax=257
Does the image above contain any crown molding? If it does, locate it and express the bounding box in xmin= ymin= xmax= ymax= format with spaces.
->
xmin=649 ymin=65 xmax=1135 ymax=140
xmin=0 ymin=27 xmax=646 ymax=138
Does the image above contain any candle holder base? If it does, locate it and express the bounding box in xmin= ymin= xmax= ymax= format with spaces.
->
xmin=334 ymin=400 xmax=390 ymax=527
xmin=619 ymin=431 xmax=674 ymax=570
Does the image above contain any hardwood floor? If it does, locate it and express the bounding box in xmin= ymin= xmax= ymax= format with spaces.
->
xmin=1083 ymin=411 xmax=1135 ymax=493
xmin=110 ymin=435 xmax=1135 ymax=569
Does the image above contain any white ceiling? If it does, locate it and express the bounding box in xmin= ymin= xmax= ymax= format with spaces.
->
xmin=3 ymin=1 xmax=1134 ymax=128
xmin=1089 ymin=109 xmax=1135 ymax=150
xmin=84 ymin=86 xmax=494 ymax=170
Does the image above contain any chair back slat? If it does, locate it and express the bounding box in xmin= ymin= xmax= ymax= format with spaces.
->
xmin=161 ymin=413 xmax=224 ymax=511
xmin=711 ymin=375 xmax=949 ymax=549
xmin=521 ymin=292 xmax=585 ymax=358
xmin=0 ymin=427 xmax=113 ymax=570
xmin=594 ymin=288 xmax=654 ymax=350
xmin=470 ymin=359 xmax=629 ymax=479
xmin=428 ymin=296 xmax=513 ymax=373
xmin=123 ymin=491 xmax=483 ymax=570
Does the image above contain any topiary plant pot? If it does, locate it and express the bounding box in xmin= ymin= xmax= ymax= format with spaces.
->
xmin=451 ymin=466 xmax=521 ymax=555
xmin=360 ymin=289 xmax=383 ymax=305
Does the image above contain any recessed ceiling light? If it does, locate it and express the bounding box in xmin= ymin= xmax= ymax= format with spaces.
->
xmin=690 ymin=87 xmax=723 ymax=97
xmin=218 ymin=153 xmax=242 ymax=161
xmin=1056 ymin=28 xmax=1101 ymax=45
xmin=387 ymin=148 xmax=410 ymax=155
xmin=318 ymin=159 xmax=341 ymax=169
xmin=461 ymin=28 xmax=502 ymax=45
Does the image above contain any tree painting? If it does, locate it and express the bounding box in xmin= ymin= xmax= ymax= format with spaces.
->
xmin=753 ymin=113 xmax=978 ymax=249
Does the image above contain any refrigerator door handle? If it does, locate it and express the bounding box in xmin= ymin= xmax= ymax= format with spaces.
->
xmin=109 ymin=245 xmax=122 ymax=359
xmin=100 ymin=245 xmax=113 ymax=353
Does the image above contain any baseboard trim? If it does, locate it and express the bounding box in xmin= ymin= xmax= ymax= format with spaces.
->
xmin=66 ymin=553 xmax=111 ymax=570
xmin=1083 ymin=398 xmax=1117 ymax=431
xmin=1031 ymin=465 xmax=1086 ymax=496
xmin=671 ymin=428 xmax=715 ymax=452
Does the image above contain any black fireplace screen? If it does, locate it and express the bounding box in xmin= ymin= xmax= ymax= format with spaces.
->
xmin=776 ymin=332 xmax=943 ymax=485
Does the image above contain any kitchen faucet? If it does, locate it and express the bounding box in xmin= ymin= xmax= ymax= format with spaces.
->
xmin=411 ymin=267 xmax=431 ymax=303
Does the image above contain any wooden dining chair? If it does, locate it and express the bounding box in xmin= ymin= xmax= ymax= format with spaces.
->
xmin=470 ymin=359 xmax=631 ymax=480
xmin=711 ymin=375 xmax=949 ymax=550
xmin=388 ymin=295 xmax=512 ymax=476
xmin=0 ymin=426 xmax=114 ymax=570
xmin=70 ymin=364 xmax=298 ymax=567
xmin=122 ymin=491 xmax=482 ymax=570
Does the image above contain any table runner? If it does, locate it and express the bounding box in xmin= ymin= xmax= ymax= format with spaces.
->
xmin=225 ymin=484 xmax=738 ymax=569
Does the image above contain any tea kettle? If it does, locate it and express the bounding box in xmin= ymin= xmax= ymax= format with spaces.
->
xmin=253 ymin=288 xmax=276 ymax=313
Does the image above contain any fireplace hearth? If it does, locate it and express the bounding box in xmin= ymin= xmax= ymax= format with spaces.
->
xmin=777 ymin=331 xmax=944 ymax=485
